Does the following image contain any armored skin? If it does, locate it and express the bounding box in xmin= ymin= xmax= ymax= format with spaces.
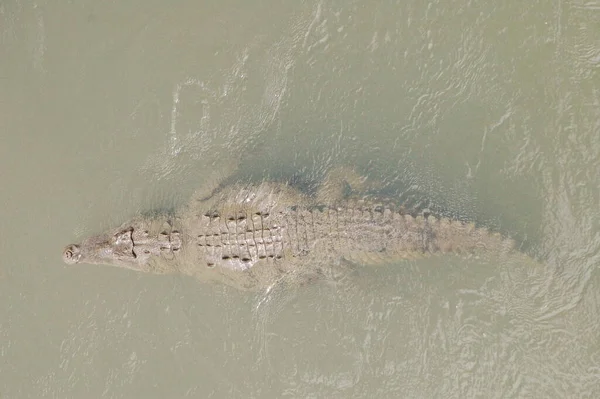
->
xmin=63 ymin=179 xmax=520 ymax=291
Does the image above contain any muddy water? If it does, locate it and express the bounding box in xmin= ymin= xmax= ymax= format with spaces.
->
xmin=1 ymin=0 xmax=599 ymax=398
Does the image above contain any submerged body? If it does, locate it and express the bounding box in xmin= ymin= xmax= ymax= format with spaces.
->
xmin=63 ymin=180 xmax=519 ymax=291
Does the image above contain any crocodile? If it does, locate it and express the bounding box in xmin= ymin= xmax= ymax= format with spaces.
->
xmin=62 ymin=173 xmax=523 ymax=291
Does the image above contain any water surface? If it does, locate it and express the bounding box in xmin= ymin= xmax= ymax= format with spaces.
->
xmin=1 ymin=0 xmax=599 ymax=398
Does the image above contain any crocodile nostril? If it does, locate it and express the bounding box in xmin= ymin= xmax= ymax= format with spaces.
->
xmin=62 ymin=245 xmax=81 ymax=264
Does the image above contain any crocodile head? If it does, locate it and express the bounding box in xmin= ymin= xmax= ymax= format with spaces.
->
xmin=63 ymin=219 xmax=181 ymax=272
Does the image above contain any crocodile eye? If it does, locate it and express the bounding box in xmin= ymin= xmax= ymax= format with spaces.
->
xmin=114 ymin=227 xmax=134 ymax=244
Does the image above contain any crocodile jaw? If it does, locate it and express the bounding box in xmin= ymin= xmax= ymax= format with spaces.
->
xmin=62 ymin=217 xmax=182 ymax=271
xmin=63 ymin=227 xmax=142 ymax=270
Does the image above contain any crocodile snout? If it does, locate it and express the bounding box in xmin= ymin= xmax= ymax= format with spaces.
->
xmin=63 ymin=244 xmax=81 ymax=264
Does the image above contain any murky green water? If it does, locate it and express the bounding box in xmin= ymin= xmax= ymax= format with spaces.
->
xmin=1 ymin=0 xmax=599 ymax=398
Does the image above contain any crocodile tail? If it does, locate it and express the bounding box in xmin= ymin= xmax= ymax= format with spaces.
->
xmin=341 ymin=214 xmax=518 ymax=266
xmin=426 ymin=216 xmax=516 ymax=255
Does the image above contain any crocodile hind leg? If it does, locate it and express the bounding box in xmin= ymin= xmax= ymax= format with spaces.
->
xmin=316 ymin=166 xmax=369 ymax=204
xmin=316 ymin=165 xmax=387 ymax=204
